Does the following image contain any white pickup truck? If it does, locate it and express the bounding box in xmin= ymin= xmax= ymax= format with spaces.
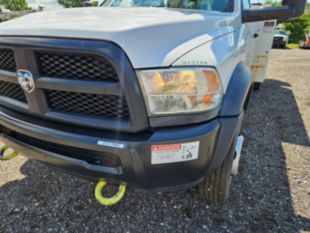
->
xmin=0 ymin=0 xmax=306 ymax=205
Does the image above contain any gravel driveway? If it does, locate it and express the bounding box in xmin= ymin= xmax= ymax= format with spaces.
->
xmin=0 ymin=49 xmax=309 ymax=233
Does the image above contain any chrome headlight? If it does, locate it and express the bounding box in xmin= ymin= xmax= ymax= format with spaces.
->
xmin=137 ymin=68 xmax=223 ymax=116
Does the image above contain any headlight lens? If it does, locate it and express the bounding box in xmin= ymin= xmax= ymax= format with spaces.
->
xmin=137 ymin=68 xmax=223 ymax=116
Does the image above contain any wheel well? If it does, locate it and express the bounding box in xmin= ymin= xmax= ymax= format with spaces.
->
xmin=243 ymin=84 xmax=254 ymax=111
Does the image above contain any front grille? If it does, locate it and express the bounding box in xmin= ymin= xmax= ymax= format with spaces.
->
xmin=47 ymin=90 xmax=129 ymax=119
xmin=0 ymin=38 xmax=141 ymax=131
xmin=0 ymin=48 xmax=16 ymax=72
xmin=37 ymin=51 xmax=119 ymax=82
xmin=0 ymin=81 xmax=27 ymax=103
xmin=274 ymin=37 xmax=283 ymax=42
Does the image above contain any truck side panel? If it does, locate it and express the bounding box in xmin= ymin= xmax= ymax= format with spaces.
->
xmin=245 ymin=20 xmax=276 ymax=83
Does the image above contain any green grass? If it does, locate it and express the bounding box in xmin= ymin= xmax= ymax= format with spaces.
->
xmin=287 ymin=44 xmax=299 ymax=49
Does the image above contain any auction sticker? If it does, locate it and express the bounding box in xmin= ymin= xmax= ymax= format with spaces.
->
xmin=151 ymin=142 xmax=200 ymax=164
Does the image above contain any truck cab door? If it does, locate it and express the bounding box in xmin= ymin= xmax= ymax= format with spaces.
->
xmin=243 ymin=1 xmax=277 ymax=84
xmin=248 ymin=20 xmax=276 ymax=84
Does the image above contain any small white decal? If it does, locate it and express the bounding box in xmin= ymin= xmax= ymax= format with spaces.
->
xmin=151 ymin=142 xmax=199 ymax=164
xmin=97 ymin=140 xmax=125 ymax=149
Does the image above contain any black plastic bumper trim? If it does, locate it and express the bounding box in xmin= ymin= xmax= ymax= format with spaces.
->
xmin=0 ymin=134 xmax=122 ymax=175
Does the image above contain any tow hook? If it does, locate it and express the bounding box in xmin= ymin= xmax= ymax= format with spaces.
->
xmin=0 ymin=144 xmax=18 ymax=161
xmin=231 ymin=135 xmax=244 ymax=176
xmin=95 ymin=180 xmax=127 ymax=206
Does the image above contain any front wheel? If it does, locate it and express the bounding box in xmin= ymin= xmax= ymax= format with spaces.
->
xmin=198 ymin=111 xmax=246 ymax=204
xmin=198 ymin=140 xmax=236 ymax=203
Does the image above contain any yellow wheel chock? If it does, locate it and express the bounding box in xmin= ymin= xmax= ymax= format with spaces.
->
xmin=95 ymin=180 xmax=127 ymax=206
xmin=0 ymin=144 xmax=18 ymax=161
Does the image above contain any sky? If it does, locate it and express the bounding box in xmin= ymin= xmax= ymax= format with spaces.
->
xmin=26 ymin=0 xmax=310 ymax=11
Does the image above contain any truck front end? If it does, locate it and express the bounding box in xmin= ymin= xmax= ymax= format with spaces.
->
xmin=0 ymin=0 xmax=307 ymax=205
xmin=0 ymin=34 xmax=237 ymax=191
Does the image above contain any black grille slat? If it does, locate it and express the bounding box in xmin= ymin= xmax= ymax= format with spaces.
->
xmin=47 ymin=90 xmax=129 ymax=120
xmin=0 ymin=48 xmax=16 ymax=72
xmin=37 ymin=52 xmax=119 ymax=82
xmin=0 ymin=81 xmax=27 ymax=103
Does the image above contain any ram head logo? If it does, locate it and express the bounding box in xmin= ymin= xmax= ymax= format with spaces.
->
xmin=17 ymin=70 xmax=35 ymax=93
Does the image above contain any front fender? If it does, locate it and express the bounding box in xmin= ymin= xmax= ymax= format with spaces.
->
xmin=220 ymin=62 xmax=253 ymax=117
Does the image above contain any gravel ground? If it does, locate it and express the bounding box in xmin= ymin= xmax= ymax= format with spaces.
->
xmin=0 ymin=49 xmax=309 ymax=233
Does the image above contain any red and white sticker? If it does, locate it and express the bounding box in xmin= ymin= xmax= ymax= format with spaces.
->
xmin=151 ymin=142 xmax=199 ymax=164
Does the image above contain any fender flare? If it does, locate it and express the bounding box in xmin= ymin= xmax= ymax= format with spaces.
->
xmin=207 ymin=62 xmax=253 ymax=172
xmin=219 ymin=62 xmax=253 ymax=117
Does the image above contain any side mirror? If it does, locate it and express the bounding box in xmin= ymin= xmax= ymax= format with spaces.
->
xmin=243 ymin=0 xmax=307 ymax=23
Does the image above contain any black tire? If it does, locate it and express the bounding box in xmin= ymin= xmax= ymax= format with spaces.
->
xmin=253 ymin=82 xmax=261 ymax=91
xmin=198 ymin=139 xmax=236 ymax=203
xmin=198 ymin=107 xmax=246 ymax=204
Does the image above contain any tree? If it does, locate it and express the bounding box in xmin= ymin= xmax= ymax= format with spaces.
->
xmin=264 ymin=0 xmax=281 ymax=7
xmin=0 ymin=0 xmax=31 ymax=11
xmin=58 ymin=0 xmax=87 ymax=8
xmin=285 ymin=9 xmax=310 ymax=43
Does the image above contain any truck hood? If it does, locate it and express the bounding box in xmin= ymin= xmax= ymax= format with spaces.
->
xmin=0 ymin=7 xmax=236 ymax=68
xmin=274 ymin=34 xmax=287 ymax=39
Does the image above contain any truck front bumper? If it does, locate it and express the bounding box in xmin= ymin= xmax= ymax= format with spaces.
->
xmin=273 ymin=39 xmax=286 ymax=48
xmin=0 ymin=109 xmax=242 ymax=191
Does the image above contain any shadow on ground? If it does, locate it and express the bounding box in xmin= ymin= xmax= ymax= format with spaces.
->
xmin=0 ymin=79 xmax=309 ymax=233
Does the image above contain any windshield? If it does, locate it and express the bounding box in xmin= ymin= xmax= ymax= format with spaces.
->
xmin=275 ymin=31 xmax=287 ymax=36
xmin=101 ymin=0 xmax=234 ymax=12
